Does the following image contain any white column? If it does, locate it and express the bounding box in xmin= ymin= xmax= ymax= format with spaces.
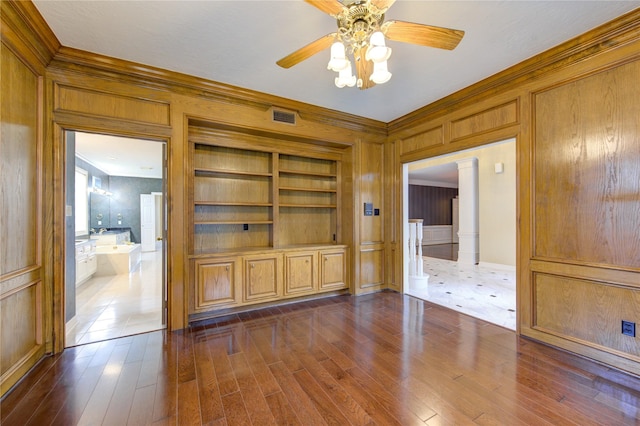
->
xmin=415 ymin=220 xmax=424 ymax=276
xmin=456 ymin=158 xmax=479 ymax=265
xmin=408 ymin=221 xmax=417 ymax=276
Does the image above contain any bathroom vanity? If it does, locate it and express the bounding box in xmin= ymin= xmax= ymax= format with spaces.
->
xmin=75 ymin=239 xmax=97 ymax=286
xmin=90 ymin=229 xmax=131 ymax=246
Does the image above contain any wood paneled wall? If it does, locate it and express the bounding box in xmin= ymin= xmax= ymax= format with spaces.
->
xmin=408 ymin=185 xmax=458 ymax=225
xmin=1 ymin=0 xmax=58 ymax=396
xmin=389 ymin=9 xmax=640 ymax=375
xmin=354 ymin=141 xmax=386 ymax=294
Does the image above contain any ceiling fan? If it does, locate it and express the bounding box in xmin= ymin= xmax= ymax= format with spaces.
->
xmin=276 ymin=0 xmax=465 ymax=89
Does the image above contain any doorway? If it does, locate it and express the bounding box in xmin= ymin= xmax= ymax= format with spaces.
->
xmin=64 ymin=131 xmax=167 ymax=347
xmin=403 ymin=139 xmax=517 ymax=329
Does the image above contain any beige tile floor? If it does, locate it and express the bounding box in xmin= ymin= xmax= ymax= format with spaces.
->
xmin=65 ymin=249 xmax=164 ymax=347
xmin=407 ymin=256 xmax=517 ymax=330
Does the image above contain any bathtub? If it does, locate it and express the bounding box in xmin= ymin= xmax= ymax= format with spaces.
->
xmin=95 ymin=244 xmax=142 ymax=276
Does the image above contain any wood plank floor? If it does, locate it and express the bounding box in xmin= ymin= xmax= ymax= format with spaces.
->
xmin=3 ymin=292 xmax=640 ymax=425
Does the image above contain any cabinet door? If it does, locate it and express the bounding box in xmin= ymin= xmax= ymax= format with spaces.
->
xmin=87 ymin=254 xmax=97 ymax=276
xmin=284 ymin=252 xmax=317 ymax=296
xmin=195 ymin=258 xmax=239 ymax=309
xmin=76 ymin=256 xmax=88 ymax=285
xmin=244 ymin=255 xmax=281 ymax=302
xmin=320 ymin=249 xmax=347 ymax=291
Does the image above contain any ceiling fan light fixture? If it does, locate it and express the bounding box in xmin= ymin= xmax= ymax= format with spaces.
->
xmin=335 ymin=60 xmax=356 ymax=88
xmin=365 ymin=31 xmax=392 ymax=63
xmin=277 ymin=0 xmax=464 ymax=91
xmin=327 ymin=41 xmax=349 ymax=71
xmin=370 ymin=60 xmax=392 ymax=84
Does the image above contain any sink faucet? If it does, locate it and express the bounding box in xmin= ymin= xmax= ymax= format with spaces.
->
xmin=90 ymin=228 xmax=96 ymax=234
xmin=99 ymin=228 xmax=107 ymax=234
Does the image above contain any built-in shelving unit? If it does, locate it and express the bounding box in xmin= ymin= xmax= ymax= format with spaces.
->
xmin=188 ymin=128 xmax=348 ymax=320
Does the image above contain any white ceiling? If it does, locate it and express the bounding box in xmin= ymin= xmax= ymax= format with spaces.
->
xmin=410 ymin=162 xmax=459 ymax=187
xmin=75 ymin=132 xmax=164 ymax=179
xmin=33 ymin=1 xmax=639 ymax=123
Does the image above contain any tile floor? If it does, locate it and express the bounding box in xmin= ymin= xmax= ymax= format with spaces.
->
xmin=65 ymin=249 xmax=164 ymax=347
xmin=407 ymin=256 xmax=517 ymax=330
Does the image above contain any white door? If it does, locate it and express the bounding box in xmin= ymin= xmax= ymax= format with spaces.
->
xmin=140 ymin=193 xmax=156 ymax=252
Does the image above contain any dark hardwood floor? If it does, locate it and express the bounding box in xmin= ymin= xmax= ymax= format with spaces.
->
xmin=2 ymin=292 xmax=640 ymax=425
xmin=423 ymin=243 xmax=458 ymax=261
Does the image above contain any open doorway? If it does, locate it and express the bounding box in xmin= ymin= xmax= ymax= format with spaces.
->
xmin=403 ymin=139 xmax=517 ymax=329
xmin=64 ymin=131 xmax=167 ymax=346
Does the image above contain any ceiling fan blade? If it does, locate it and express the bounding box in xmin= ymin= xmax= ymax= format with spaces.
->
xmin=276 ymin=33 xmax=336 ymax=69
xmin=370 ymin=0 xmax=397 ymax=13
xmin=354 ymin=47 xmax=376 ymax=90
xmin=382 ymin=20 xmax=465 ymax=50
xmin=304 ymin=0 xmax=345 ymax=17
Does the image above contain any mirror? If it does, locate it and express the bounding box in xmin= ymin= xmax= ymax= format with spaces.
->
xmin=90 ymin=191 xmax=111 ymax=229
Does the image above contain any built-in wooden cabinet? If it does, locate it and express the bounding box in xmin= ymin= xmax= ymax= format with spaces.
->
xmin=320 ymin=249 xmax=348 ymax=291
xmin=284 ymin=251 xmax=317 ymax=296
xmin=188 ymin=127 xmax=349 ymax=320
xmin=193 ymin=145 xmax=274 ymax=252
xmin=244 ymin=253 xmax=282 ymax=302
xmin=194 ymin=258 xmax=240 ymax=310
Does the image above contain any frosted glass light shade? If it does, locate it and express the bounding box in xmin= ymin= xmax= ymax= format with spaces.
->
xmin=370 ymin=60 xmax=392 ymax=84
xmin=365 ymin=31 xmax=391 ymax=63
xmin=327 ymin=42 xmax=348 ymax=72
xmin=335 ymin=61 xmax=356 ymax=88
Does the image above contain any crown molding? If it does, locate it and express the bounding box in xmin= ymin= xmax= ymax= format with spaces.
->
xmin=49 ymin=46 xmax=387 ymax=137
xmin=1 ymin=0 xmax=60 ymax=67
xmin=388 ymin=7 xmax=640 ymax=134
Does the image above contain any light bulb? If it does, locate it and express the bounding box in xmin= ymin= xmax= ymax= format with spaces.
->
xmin=335 ymin=60 xmax=356 ymax=88
xmin=327 ymin=42 xmax=348 ymax=72
xmin=370 ymin=60 xmax=392 ymax=84
xmin=365 ymin=31 xmax=392 ymax=63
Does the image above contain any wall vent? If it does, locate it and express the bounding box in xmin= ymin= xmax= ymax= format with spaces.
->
xmin=272 ymin=109 xmax=297 ymax=125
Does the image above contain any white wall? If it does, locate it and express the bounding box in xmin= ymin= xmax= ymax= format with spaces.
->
xmin=409 ymin=139 xmax=516 ymax=267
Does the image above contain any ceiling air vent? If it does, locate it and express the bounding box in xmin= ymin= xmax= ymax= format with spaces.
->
xmin=272 ymin=109 xmax=297 ymax=125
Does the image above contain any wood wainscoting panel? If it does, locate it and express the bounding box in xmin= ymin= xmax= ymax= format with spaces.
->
xmin=359 ymin=247 xmax=385 ymax=290
xmin=450 ymin=100 xmax=518 ymax=142
xmin=1 ymin=45 xmax=40 ymax=274
xmin=534 ymin=272 xmax=640 ymax=360
xmin=359 ymin=142 xmax=384 ymax=244
xmin=533 ymin=59 xmax=640 ymax=268
xmin=54 ymin=84 xmax=170 ymax=125
xmin=0 ymin=41 xmax=46 ymax=396
xmin=0 ymin=282 xmax=42 ymax=380
xmin=400 ymin=126 xmax=443 ymax=155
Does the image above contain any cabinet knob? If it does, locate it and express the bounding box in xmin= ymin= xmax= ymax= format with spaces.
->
xmin=225 ymin=266 xmax=229 ymax=271
xmin=251 ymin=263 xmax=255 ymax=269
xmin=324 ymin=257 xmax=328 ymax=261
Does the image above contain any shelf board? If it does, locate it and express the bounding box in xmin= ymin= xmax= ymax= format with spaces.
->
xmin=280 ymin=204 xmax=337 ymax=209
xmin=279 ymin=186 xmax=337 ymax=193
xmin=279 ymin=169 xmax=336 ymax=178
xmin=195 ymin=167 xmax=272 ymax=177
xmin=194 ymin=201 xmax=273 ymax=207
xmin=195 ymin=220 xmax=273 ymax=225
